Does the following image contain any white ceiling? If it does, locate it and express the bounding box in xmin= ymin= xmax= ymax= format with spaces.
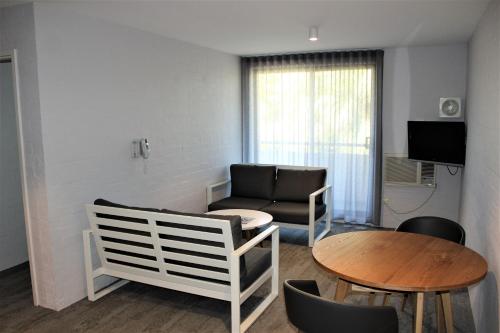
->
xmin=3 ymin=0 xmax=491 ymax=55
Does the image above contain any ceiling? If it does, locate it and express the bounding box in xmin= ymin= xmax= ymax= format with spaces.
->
xmin=3 ymin=0 xmax=491 ymax=55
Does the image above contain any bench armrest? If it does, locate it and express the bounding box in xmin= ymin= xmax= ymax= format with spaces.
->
xmin=206 ymin=179 xmax=231 ymax=205
xmin=232 ymin=225 xmax=279 ymax=258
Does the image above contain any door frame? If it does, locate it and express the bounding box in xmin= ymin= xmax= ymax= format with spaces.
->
xmin=0 ymin=49 xmax=40 ymax=306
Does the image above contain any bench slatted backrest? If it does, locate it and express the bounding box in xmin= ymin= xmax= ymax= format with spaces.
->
xmin=86 ymin=205 xmax=235 ymax=290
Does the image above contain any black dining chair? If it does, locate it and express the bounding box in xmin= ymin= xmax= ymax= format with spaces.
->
xmin=396 ymin=216 xmax=465 ymax=245
xmin=283 ymin=279 xmax=399 ymax=333
xmin=396 ymin=216 xmax=466 ymax=310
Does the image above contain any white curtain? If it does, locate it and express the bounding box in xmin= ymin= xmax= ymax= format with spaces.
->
xmin=242 ymin=51 xmax=383 ymax=224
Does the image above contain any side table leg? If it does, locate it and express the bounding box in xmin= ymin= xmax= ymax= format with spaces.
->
xmin=245 ymin=230 xmax=252 ymax=241
xmin=334 ymin=278 xmax=351 ymax=302
xmin=414 ymin=292 xmax=424 ymax=333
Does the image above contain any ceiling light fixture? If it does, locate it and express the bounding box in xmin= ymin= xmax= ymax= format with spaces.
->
xmin=309 ymin=26 xmax=319 ymax=41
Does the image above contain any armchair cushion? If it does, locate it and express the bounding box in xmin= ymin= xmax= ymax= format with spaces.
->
xmin=230 ymin=164 xmax=276 ymax=200
xmin=262 ymin=201 xmax=326 ymax=225
xmin=273 ymin=169 xmax=326 ymax=204
xmin=240 ymin=247 xmax=272 ymax=291
xmin=208 ymin=196 xmax=273 ymax=212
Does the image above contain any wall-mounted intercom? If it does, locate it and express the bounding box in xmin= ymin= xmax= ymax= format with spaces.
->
xmin=132 ymin=138 xmax=151 ymax=159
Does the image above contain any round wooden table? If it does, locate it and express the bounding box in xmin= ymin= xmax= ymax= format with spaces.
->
xmin=312 ymin=231 xmax=487 ymax=333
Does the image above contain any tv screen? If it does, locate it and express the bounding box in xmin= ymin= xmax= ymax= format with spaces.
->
xmin=408 ymin=121 xmax=466 ymax=166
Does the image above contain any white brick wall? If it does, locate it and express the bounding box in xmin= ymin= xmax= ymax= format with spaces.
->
xmin=461 ymin=1 xmax=500 ymax=331
xmin=33 ymin=3 xmax=241 ymax=309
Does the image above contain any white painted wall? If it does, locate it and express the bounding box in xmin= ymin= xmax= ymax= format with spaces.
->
xmin=0 ymin=60 xmax=27 ymax=272
xmin=32 ymin=3 xmax=241 ymax=309
xmin=0 ymin=4 xmax=56 ymax=308
xmin=460 ymin=1 xmax=500 ymax=331
xmin=381 ymin=44 xmax=467 ymax=228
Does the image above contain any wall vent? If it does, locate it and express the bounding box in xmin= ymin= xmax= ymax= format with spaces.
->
xmin=384 ymin=155 xmax=436 ymax=187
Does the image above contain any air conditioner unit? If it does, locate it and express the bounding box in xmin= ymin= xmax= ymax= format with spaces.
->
xmin=384 ymin=155 xmax=436 ymax=187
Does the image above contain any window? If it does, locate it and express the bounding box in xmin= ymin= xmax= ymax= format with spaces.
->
xmin=242 ymin=51 xmax=384 ymax=224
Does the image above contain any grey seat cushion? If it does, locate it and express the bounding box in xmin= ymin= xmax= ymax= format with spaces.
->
xmin=240 ymin=247 xmax=272 ymax=291
xmin=273 ymin=169 xmax=326 ymax=204
xmin=208 ymin=196 xmax=273 ymax=212
xmin=230 ymin=164 xmax=276 ymax=200
xmin=262 ymin=201 xmax=326 ymax=225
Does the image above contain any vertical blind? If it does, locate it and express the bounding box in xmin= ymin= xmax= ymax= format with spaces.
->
xmin=241 ymin=50 xmax=384 ymax=224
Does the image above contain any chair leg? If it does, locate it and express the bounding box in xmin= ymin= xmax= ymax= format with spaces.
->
xmin=401 ymin=293 xmax=409 ymax=311
xmin=231 ymin=298 xmax=241 ymax=333
xmin=230 ymin=253 xmax=241 ymax=333
xmin=308 ymin=221 xmax=315 ymax=247
xmin=383 ymin=293 xmax=390 ymax=305
xmin=368 ymin=292 xmax=376 ymax=306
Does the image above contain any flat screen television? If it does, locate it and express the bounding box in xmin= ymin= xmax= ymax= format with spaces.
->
xmin=408 ymin=121 xmax=466 ymax=166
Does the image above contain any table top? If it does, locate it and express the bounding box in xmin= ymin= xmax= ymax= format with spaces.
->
xmin=208 ymin=209 xmax=273 ymax=231
xmin=312 ymin=231 xmax=488 ymax=292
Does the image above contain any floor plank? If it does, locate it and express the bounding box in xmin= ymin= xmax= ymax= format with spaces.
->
xmin=0 ymin=223 xmax=476 ymax=333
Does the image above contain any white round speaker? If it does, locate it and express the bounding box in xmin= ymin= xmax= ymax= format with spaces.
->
xmin=439 ymin=98 xmax=462 ymax=118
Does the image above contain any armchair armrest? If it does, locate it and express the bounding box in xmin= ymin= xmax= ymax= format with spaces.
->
xmin=206 ymin=179 xmax=231 ymax=205
xmin=232 ymin=225 xmax=279 ymax=258
xmin=308 ymin=184 xmax=332 ymax=225
xmin=309 ymin=184 xmax=332 ymax=199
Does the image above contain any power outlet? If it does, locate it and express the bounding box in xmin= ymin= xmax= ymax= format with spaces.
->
xmin=383 ymin=198 xmax=389 ymax=204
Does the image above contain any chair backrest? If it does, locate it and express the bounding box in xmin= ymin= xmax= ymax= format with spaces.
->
xmin=396 ymin=216 xmax=465 ymax=245
xmin=283 ymin=280 xmax=398 ymax=333
xmin=86 ymin=204 xmax=238 ymax=291
xmin=231 ymin=163 xmax=328 ymax=204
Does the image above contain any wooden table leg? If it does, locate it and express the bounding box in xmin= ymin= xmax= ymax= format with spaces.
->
xmin=441 ymin=292 xmax=454 ymax=333
xmin=414 ymin=292 xmax=424 ymax=333
xmin=334 ymin=278 xmax=351 ymax=302
xmin=436 ymin=292 xmax=446 ymax=333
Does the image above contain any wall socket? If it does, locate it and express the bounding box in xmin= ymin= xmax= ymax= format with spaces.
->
xmin=383 ymin=198 xmax=390 ymax=203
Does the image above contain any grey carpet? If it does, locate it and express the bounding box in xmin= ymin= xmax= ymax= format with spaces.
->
xmin=0 ymin=222 xmax=475 ymax=332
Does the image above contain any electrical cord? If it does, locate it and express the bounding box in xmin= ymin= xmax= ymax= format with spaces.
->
xmin=384 ymin=185 xmax=438 ymax=215
xmin=447 ymin=165 xmax=459 ymax=175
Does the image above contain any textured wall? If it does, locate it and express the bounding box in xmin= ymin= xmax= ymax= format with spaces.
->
xmin=0 ymin=4 xmax=56 ymax=308
xmin=461 ymin=1 xmax=500 ymax=331
xmin=33 ymin=3 xmax=241 ymax=309
xmin=0 ymin=61 xmax=27 ymax=271
xmin=381 ymin=44 xmax=467 ymax=228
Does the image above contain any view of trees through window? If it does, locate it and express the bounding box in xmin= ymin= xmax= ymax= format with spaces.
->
xmin=254 ymin=65 xmax=374 ymax=166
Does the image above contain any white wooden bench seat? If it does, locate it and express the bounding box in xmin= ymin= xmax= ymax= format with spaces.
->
xmin=84 ymin=203 xmax=279 ymax=333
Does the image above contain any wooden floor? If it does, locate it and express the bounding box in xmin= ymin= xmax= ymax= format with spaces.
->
xmin=0 ymin=223 xmax=476 ymax=333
